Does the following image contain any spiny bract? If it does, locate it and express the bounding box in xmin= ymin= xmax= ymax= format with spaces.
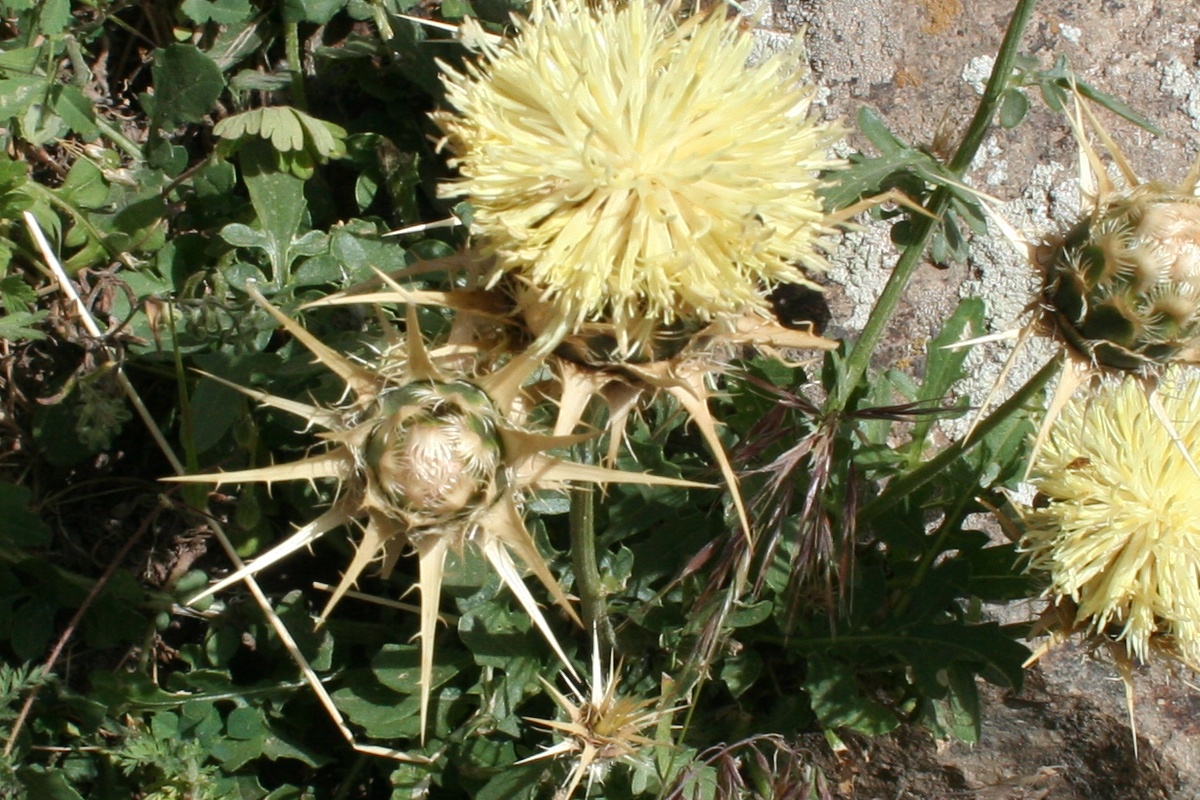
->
xmin=521 ymin=641 xmax=673 ymax=800
xmin=433 ymin=0 xmax=843 ymax=355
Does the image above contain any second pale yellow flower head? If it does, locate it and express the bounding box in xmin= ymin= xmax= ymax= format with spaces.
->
xmin=1022 ymin=367 xmax=1200 ymax=668
xmin=434 ymin=0 xmax=842 ymax=353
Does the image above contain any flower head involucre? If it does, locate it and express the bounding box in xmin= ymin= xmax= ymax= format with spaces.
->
xmin=434 ymin=0 xmax=843 ymax=352
xmin=1021 ymin=367 xmax=1200 ymax=667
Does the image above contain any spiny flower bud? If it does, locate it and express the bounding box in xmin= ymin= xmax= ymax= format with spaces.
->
xmin=1046 ymin=185 xmax=1200 ymax=371
xmin=171 ymin=287 xmax=709 ymax=742
xmin=364 ymin=381 xmax=503 ymax=525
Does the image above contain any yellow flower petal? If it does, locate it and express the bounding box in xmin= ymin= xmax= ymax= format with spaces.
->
xmin=1022 ymin=366 xmax=1200 ymax=667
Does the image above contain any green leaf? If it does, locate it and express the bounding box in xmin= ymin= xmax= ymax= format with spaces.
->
xmin=181 ymin=0 xmax=255 ymax=24
xmin=0 ymin=309 xmax=47 ymax=340
xmin=893 ymin=621 xmax=1028 ymax=693
xmin=964 ymin=543 xmax=1038 ymax=602
xmin=282 ymin=0 xmax=347 ymax=23
xmin=0 ymin=274 xmax=35 ymax=311
xmin=215 ymin=107 xmax=347 ymax=178
xmin=233 ymin=139 xmax=311 ymax=287
xmin=857 ymin=106 xmax=909 ymax=155
xmin=11 ymin=596 xmax=55 ymax=661
xmin=52 ymin=84 xmax=98 ymax=138
xmin=33 ymin=0 xmax=71 ymax=36
xmin=998 ymin=88 xmax=1029 ymax=128
xmin=908 ymin=297 xmax=984 ymax=457
xmin=0 ymin=76 xmax=49 ymax=121
xmin=57 ymin=158 xmax=108 ymax=210
xmin=226 ymin=706 xmax=266 ymax=740
xmin=150 ymin=44 xmax=225 ymax=129
xmin=719 ymin=648 xmax=762 ymax=699
xmin=17 ymin=765 xmax=86 ymax=800
xmin=804 ymin=655 xmax=899 ymax=736
xmin=726 ymin=600 xmax=773 ymax=628
xmin=0 ymin=481 xmax=51 ymax=546
xmin=331 ymin=677 xmax=419 ymax=739
xmin=823 ymin=148 xmax=928 ymax=211
xmin=439 ymin=0 xmax=475 ymax=20
xmin=471 ymin=755 xmax=542 ymax=800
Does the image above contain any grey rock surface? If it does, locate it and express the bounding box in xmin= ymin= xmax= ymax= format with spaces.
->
xmin=752 ymin=1 xmax=1200 ymax=797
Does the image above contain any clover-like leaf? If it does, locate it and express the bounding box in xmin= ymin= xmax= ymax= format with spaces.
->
xmin=215 ymin=106 xmax=347 ymax=179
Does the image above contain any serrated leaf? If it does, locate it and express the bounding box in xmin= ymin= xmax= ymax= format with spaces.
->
xmin=150 ymin=44 xmax=225 ymax=129
xmin=822 ymin=149 xmax=929 ymax=211
xmin=32 ymin=0 xmax=71 ymax=36
xmin=0 ymin=274 xmax=36 ymax=311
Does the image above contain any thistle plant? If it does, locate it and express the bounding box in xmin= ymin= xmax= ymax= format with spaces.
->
xmin=16 ymin=0 xmax=1200 ymax=795
xmin=422 ymin=0 xmax=846 ymax=606
xmin=968 ymin=96 xmax=1200 ymax=461
xmin=172 ymin=283 xmax=706 ymax=736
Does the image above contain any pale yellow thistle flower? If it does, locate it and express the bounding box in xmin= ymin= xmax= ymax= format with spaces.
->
xmin=1020 ymin=366 xmax=1200 ymax=669
xmin=433 ymin=0 xmax=843 ymax=354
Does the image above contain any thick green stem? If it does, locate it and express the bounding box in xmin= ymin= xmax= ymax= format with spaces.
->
xmin=829 ymin=0 xmax=1038 ymax=411
xmin=860 ymin=354 xmax=1061 ymax=523
xmin=570 ymin=432 xmax=615 ymax=647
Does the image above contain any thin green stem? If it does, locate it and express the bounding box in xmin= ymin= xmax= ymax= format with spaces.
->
xmin=891 ymin=477 xmax=976 ymax=618
xmin=285 ymin=22 xmax=308 ymax=111
xmin=94 ymin=115 xmax=144 ymax=163
xmin=829 ymin=0 xmax=1038 ymax=411
xmin=860 ymin=354 xmax=1061 ymax=523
